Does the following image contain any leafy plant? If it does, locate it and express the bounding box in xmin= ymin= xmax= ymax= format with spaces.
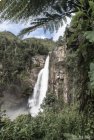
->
xmin=84 ymin=31 xmax=94 ymax=43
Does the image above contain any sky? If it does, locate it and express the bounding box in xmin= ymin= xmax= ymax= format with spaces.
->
xmin=0 ymin=18 xmax=71 ymax=41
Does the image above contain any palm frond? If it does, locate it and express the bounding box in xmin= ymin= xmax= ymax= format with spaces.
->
xmin=18 ymin=23 xmax=44 ymax=37
xmin=0 ymin=0 xmax=80 ymax=21
xmin=18 ymin=7 xmax=68 ymax=37
xmin=0 ymin=0 xmax=81 ymax=35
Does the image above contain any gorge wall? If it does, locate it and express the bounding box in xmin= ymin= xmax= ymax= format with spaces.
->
xmin=49 ymin=45 xmax=68 ymax=103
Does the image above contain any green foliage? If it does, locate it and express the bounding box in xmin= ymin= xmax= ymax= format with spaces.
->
xmin=64 ymin=2 xmax=94 ymax=138
xmin=0 ymin=114 xmax=66 ymax=140
xmin=1 ymin=101 xmax=93 ymax=140
xmin=0 ymin=1 xmax=94 ymax=139
xmin=88 ymin=62 xmax=94 ymax=92
xmin=0 ymin=104 xmax=83 ymax=140
xmin=23 ymin=38 xmax=55 ymax=55
xmin=84 ymin=31 xmax=94 ymax=43
xmin=0 ymin=92 xmax=93 ymax=140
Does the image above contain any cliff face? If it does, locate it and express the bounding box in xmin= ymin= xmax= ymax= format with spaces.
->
xmin=30 ymin=55 xmax=46 ymax=88
xmin=29 ymin=45 xmax=71 ymax=104
xmin=49 ymin=45 xmax=68 ymax=103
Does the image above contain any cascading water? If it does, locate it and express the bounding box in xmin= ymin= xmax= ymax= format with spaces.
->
xmin=28 ymin=55 xmax=49 ymax=117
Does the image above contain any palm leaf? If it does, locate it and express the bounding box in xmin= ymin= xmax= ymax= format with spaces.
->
xmin=0 ymin=0 xmax=81 ymax=35
xmin=18 ymin=24 xmax=44 ymax=37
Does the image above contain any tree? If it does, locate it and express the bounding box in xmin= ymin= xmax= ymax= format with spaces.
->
xmin=0 ymin=0 xmax=83 ymax=36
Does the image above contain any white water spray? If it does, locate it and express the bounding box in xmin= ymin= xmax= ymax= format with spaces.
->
xmin=28 ymin=56 xmax=49 ymax=117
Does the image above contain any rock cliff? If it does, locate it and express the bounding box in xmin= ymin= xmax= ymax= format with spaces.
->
xmin=49 ymin=45 xmax=69 ymax=103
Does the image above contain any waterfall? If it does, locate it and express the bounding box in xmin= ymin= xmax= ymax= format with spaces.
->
xmin=28 ymin=55 xmax=49 ymax=117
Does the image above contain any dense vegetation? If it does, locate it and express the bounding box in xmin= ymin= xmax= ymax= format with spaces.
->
xmin=0 ymin=93 xmax=93 ymax=140
xmin=0 ymin=94 xmax=90 ymax=140
xmin=0 ymin=0 xmax=94 ymax=140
